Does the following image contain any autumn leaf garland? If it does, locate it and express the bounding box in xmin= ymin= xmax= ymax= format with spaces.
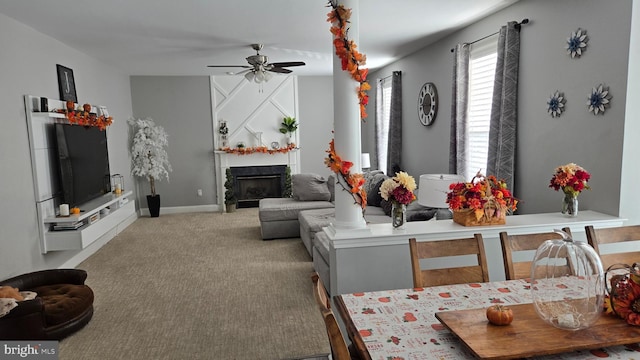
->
xmin=325 ymin=139 xmax=367 ymax=211
xmin=324 ymin=1 xmax=370 ymax=212
xmin=66 ymin=111 xmax=113 ymax=131
xmin=327 ymin=0 xmax=370 ymax=120
xmin=219 ymin=143 xmax=297 ymax=155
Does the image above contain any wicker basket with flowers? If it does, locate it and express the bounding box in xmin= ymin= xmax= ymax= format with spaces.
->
xmin=446 ymin=173 xmax=518 ymax=226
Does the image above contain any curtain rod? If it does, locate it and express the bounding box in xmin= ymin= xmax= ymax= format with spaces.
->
xmin=449 ymin=18 xmax=529 ymax=53
xmin=378 ymin=71 xmax=401 ymax=82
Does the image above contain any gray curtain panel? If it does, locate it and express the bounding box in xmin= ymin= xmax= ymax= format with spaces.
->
xmin=449 ymin=44 xmax=470 ymax=176
xmin=387 ymin=71 xmax=402 ymax=175
xmin=487 ymin=21 xmax=520 ymax=191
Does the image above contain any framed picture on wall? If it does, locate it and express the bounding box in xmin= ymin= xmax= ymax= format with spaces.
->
xmin=56 ymin=64 xmax=77 ymax=102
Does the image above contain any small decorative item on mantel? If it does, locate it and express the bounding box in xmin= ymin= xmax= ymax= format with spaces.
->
xmin=218 ymin=120 xmax=229 ymax=148
xmin=379 ymin=171 xmax=417 ymax=230
xmin=279 ymin=116 xmax=298 ymax=145
xmin=549 ymin=163 xmax=590 ymax=217
xmin=446 ymin=173 xmax=517 ymax=226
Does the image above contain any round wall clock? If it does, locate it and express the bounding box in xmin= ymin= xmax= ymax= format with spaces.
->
xmin=418 ymin=82 xmax=438 ymax=126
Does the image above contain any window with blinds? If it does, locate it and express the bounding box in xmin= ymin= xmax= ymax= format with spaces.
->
xmin=465 ymin=36 xmax=498 ymax=180
xmin=377 ymin=79 xmax=392 ymax=174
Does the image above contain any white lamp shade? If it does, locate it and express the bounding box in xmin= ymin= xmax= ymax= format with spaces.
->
xmin=361 ymin=153 xmax=371 ymax=169
xmin=418 ymin=174 xmax=466 ymax=208
xmin=244 ymin=71 xmax=255 ymax=82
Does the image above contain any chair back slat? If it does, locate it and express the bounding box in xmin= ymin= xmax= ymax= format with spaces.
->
xmin=409 ymin=235 xmax=489 ymax=288
xmin=500 ymin=228 xmax=571 ymax=280
xmin=586 ymin=225 xmax=640 ymax=269
xmin=311 ymin=273 xmax=353 ymax=360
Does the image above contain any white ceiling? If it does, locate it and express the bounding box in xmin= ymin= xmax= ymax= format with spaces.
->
xmin=0 ymin=0 xmax=518 ymax=76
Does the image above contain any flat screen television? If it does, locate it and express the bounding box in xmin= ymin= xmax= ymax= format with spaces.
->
xmin=55 ymin=123 xmax=111 ymax=208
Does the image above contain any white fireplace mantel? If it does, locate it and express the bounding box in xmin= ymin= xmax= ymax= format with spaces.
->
xmin=214 ymin=149 xmax=300 ymax=210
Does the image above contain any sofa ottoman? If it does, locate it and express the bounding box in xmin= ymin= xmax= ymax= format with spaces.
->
xmin=313 ymin=231 xmax=332 ymax=294
xmin=259 ymin=198 xmax=333 ymax=240
xmin=299 ymin=208 xmax=335 ymax=257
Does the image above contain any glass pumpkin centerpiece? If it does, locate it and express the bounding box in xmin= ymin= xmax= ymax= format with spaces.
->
xmin=530 ymin=230 xmax=604 ymax=330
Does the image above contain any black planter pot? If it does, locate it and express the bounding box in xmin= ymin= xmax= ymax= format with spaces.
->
xmin=147 ymin=194 xmax=161 ymax=217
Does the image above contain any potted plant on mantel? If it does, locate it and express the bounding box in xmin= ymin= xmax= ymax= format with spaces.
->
xmin=279 ymin=116 xmax=298 ymax=145
xmin=129 ymin=117 xmax=172 ymax=217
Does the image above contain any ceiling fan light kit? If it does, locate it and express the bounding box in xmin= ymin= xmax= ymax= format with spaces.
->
xmin=245 ymin=69 xmax=273 ymax=83
xmin=208 ymin=43 xmax=305 ymax=84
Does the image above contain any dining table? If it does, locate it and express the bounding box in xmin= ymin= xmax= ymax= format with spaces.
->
xmin=334 ymin=278 xmax=640 ymax=360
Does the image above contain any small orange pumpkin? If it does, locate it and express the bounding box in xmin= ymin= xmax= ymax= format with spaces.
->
xmin=486 ymin=305 xmax=513 ymax=326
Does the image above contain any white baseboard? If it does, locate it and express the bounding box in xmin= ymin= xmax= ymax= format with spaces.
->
xmin=139 ymin=204 xmax=222 ymax=217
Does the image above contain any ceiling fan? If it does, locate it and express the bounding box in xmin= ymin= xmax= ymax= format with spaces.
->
xmin=207 ymin=44 xmax=305 ymax=82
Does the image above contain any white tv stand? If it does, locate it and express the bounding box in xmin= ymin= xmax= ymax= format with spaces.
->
xmin=43 ymin=191 xmax=135 ymax=252
xmin=24 ymin=94 xmax=137 ymax=253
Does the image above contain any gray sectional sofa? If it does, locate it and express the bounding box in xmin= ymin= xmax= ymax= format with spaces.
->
xmin=259 ymin=173 xmax=336 ymax=240
xmin=259 ymin=171 xmax=392 ymax=243
xmin=258 ymin=171 xmax=440 ymax=293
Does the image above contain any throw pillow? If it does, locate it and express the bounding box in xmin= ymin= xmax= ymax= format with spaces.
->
xmin=292 ymin=174 xmax=331 ymax=201
xmin=380 ymin=199 xmax=393 ymax=216
xmin=366 ymin=177 xmax=386 ymax=207
xmin=407 ymin=208 xmax=438 ymax=222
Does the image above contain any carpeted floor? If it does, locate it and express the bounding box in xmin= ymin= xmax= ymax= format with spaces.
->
xmin=58 ymin=208 xmax=330 ymax=359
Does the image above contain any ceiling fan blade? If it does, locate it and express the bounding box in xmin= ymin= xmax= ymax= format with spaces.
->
xmin=207 ymin=65 xmax=252 ymax=68
xmin=269 ymin=61 xmax=305 ymax=68
xmin=268 ymin=67 xmax=293 ymax=74
xmin=233 ymin=69 xmax=252 ymax=75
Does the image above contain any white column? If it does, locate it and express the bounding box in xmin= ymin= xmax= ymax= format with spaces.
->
xmin=330 ymin=0 xmax=367 ymax=234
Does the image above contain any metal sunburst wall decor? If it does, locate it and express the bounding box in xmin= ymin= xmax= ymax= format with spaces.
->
xmin=567 ymin=28 xmax=588 ymax=58
xmin=587 ymin=84 xmax=611 ymax=115
xmin=547 ymin=91 xmax=566 ymax=118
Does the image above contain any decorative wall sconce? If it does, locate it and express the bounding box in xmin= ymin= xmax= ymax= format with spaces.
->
xmin=547 ymin=91 xmax=566 ymax=118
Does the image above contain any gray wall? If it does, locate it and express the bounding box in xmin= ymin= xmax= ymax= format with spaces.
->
xmin=0 ymin=12 xmax=134 ymax=279
xmin=298 ymin=76 xmax=335 ymax=177
xmin=366 ymin=0 xmax=633 ymax=218
xmin=130 ymin=76 xmax=215 ymax=208
xmin=128 ymin=75 xmax=335 ymax=210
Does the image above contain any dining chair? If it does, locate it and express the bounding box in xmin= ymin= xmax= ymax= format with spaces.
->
xmin=311 ymin=272 xmax=358 ymax=360
xmin=500 ymin=227 xmax=573 ymax=280
xmin=408 ymin=235 xmax=489 ymax=287
xmin=585 ymin=225 xmax=640 ymax=270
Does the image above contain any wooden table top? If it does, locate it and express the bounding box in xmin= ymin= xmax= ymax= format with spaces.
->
xmin=334 ymin=279 xmax=640 ymax=360
xmin=436 ymin=303 xmax=640 ymax=359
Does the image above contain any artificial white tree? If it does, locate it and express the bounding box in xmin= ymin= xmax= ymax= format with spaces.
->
xmin=128 ymin=117 xmax=172 ymax=197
